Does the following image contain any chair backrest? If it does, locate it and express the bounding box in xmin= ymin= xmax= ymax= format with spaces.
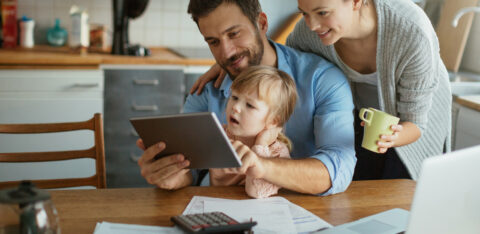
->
xmin=0 ymin=113 xmax=106 ymax=189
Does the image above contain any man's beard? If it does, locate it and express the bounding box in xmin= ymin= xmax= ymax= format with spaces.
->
xmin=219 ymin=30 xmax=264 ymax=79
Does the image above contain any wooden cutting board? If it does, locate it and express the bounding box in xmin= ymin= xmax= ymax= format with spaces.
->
xmin=272 ymin=12 xmax=303 ymax=45
xmin=436 ymin=0 xmax=479 ymax=72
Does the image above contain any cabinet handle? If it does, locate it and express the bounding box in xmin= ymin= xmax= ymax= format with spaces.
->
xmin=132 ymin=103 xmax=158 ymax=111
xmin=73 ymin=83 xmax=100 ymax=88
xmin=130 ymin=153 xmax=141 ymax=162
xmin=133 ymin=79 xmax=159 ymax=86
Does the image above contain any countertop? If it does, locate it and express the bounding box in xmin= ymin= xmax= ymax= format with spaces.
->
xmin=455 ymin=95 xmax=480 ymax=112
xmin=0 ymin=45 xmax=215 ymax=69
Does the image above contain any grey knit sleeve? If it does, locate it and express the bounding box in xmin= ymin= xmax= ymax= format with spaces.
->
xmin=396 ymin=32 xmax=439 ymax=131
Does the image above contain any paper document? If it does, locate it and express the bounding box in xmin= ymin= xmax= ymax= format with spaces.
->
xmin=93 ymin=222 xmax=183 ymax=234
xmin=183 ymin=196 xmax=332 ymax=233
xmin=205 ymin=199 xmax=295 ymax=233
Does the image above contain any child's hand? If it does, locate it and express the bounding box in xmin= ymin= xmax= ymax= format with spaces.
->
xmin=209 ymin=168 xmax=244 ymax=186
xmin=255 ymin=127 xmax=282 ymax=146
xmin=231 ymin=140 xmax=266 ymax=179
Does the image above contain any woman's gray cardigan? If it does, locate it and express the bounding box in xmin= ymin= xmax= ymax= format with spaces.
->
xmin=286 ymin=0 xmax=452 ymax=179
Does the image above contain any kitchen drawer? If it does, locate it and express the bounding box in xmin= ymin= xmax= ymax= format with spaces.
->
xmin=105 ymin=147 xmax=152 ymax=188
xmin=104 ymin=68 xmax=185 ymax=188
xmin=0 ymin=95 xmax=103 ymax=123
xmin=104 ymin=119 xmax=139 ymax=148
xmin=0 ymin=69 xmax=104 ymax=92
xmin=0 ymin=159 xmax=95 ymax=182
xmin=105 ymin=92 xmax=183 ymax=114
xmin=104 ymin=69 xmax=184 ymax=94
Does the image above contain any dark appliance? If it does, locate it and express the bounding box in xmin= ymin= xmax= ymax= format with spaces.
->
xmin=111 ymin=0 xmax=150 ymax=56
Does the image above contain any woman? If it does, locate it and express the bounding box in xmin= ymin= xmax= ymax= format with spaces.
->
xmin=191 ymin=0 xmax=451 ymax=180
xmin=287 ymin=0 xmax=451 ymax=181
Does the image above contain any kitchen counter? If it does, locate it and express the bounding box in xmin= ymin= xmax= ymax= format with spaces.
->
xmin=455 ymin=95 xmax=480 ymax=112
xmin=0 ymin=45 xmax=215 ymax=69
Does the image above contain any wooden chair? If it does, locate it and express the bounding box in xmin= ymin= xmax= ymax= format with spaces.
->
xmin=0 ymin=113 xmax=106 ymax=189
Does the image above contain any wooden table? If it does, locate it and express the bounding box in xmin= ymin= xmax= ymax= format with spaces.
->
xmin=51 ymin=179 xmax=415 ymax=234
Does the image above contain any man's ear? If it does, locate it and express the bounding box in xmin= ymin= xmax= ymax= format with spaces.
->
xmin=257 ymin=12 xmax=269 ymax=33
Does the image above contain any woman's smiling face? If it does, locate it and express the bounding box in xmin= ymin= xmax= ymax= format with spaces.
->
xmin=298 ymin=0 xmax=356 ymax=45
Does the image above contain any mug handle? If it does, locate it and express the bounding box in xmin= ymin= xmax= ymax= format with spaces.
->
xmin=359 ymin=108 xmax=374 ymax=126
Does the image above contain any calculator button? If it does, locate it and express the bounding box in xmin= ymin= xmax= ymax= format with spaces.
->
xmin=191 ymin=225 xmax=202 ymax=230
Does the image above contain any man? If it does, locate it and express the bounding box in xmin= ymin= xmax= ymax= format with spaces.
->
xmin=137 ymin=0 xmax=356 ymax=195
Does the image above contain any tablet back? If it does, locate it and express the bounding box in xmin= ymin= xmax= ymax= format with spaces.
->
xmin=130 ymin=112 xmax=241 ymax=169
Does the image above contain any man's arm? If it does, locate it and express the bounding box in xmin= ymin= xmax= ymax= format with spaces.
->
xmin=260 ymin=157 xmax=331 ymax=195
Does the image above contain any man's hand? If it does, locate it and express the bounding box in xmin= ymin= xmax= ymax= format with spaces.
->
xmin=189 ymin=63 xmax=226 ymax=95
xmin=231 ymin=140 xmax=266 ymax=179
xmin=136 ymin=139 xmax=193 ymax=190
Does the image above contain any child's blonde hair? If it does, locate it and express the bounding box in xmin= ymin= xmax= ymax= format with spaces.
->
xmin=231 ymin=65 xmax=297 ymax=151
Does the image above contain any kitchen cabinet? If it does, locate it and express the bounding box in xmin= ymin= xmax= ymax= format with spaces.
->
xmin=103 ymin=67 xmax=186 ymax=188
xmin=0 ymin=69 xmax=104 ymax=185
xmin=452 ymin=102 xmax=480 ymax=150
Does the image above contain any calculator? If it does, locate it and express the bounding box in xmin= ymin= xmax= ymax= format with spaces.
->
xmin=171 ymin=211 xmax=257 ymax=233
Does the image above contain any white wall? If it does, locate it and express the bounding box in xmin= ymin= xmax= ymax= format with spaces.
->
xmin=460 ymin=2 xmax=480 ymax=74
xmin=423 ymin=0 xmax=480 ymax=74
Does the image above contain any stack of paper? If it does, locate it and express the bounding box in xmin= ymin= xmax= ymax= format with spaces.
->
xmin=93 ymin=222 xmax=183 ymax=234
xmin=92 ymin=196 xmax=331 ymax=234
xmin=183 ymin=196 xmax=332 ymax=234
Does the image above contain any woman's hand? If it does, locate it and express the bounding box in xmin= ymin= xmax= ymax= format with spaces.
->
xmin=189 ymin=63 xmax=227 ymax=95
xmin=361 ymin=121 xmax=403 ymax=153
xmin=231 ymin=140 xmax=266 ymax=179
xmin=377 ymin=124 xmax=403 ymax=153
xmin=255 ymin=127 xmax=282 ymax=146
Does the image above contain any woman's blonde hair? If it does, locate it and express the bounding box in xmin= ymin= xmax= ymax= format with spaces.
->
xmin=230 ymin=65 xmax=297 ymax=151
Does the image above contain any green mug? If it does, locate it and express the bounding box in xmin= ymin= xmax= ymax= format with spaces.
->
xmin=359 ymin=107 xmax=400 ymax=153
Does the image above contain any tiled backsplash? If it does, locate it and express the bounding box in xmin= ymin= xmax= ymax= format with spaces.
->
xmin=16 ymin=0 xmax=297 ymax=48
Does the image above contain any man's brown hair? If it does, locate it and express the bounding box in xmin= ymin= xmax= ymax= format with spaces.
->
xmin=187 ymin=0 xmax=262 ymax=27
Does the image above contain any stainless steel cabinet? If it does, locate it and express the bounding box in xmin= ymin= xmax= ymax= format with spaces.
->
xmin=104 ymin=68 xmax=185 ymax=188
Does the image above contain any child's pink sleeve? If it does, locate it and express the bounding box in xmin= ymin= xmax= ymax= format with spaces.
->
xmin=245 ymin=142 xmax=290 ymax=198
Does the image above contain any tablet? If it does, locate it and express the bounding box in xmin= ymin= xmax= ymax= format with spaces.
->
xmin=129 ymin=112 xmax=241 ymax=169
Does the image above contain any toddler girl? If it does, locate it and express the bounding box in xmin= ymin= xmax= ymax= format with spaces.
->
xmin=210 ymin=65 xmax=297 ymax=198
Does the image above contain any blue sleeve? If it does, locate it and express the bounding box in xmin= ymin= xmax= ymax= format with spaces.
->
xmin=311 ymin=66 xmax=357 ymax=196
xmin=183 ymin=89 xmax=210 ymax=114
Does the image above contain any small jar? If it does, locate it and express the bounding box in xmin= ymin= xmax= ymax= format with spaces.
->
xmin=19 ymin=16 xmax=35 ymax=48
xmin=47 ymin=18 xmax=68 ymax=47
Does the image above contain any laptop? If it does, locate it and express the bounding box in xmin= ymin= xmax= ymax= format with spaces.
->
xmin=317 ymin=145 xmax=480 ymax=234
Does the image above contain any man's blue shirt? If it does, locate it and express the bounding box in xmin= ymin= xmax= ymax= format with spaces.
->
xmin=184 ymin=41 xmax=356 ymax=195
